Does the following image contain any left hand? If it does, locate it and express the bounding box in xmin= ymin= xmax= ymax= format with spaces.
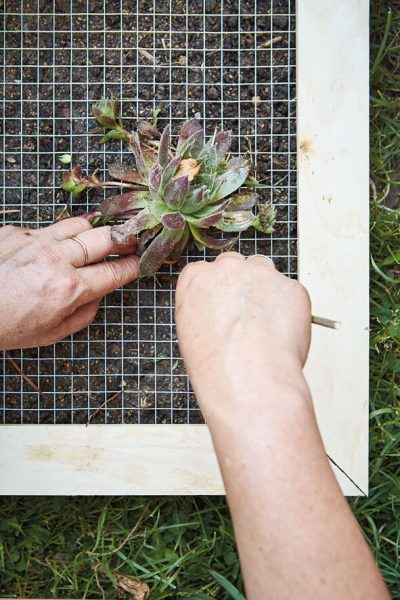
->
xmin=0 ymin=218 xmax=139 ymax=350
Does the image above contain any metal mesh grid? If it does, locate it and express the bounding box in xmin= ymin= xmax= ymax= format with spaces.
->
xmin=1 ymin=0 xmax=296 ymax=424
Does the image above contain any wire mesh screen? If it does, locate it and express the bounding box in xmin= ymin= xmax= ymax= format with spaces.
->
xmin=1 ymin=0 xmax=296 ymax=424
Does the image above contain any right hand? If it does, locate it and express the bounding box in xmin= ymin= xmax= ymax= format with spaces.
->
xmin=175 ymin=252 xmax=312 ymax=409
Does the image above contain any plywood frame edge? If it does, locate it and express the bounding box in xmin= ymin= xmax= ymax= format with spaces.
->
xmin=0 ymin=0 xmax=369 ymax=496
xmin=297 ymin=0 xmax=369 ymax=496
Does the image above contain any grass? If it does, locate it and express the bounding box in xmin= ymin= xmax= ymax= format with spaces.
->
xmin=1 ymin=1 xmax=400 ymax=597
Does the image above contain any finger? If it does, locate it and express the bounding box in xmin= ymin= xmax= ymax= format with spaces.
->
xmin=61 ymin=226 xmax=138 ymax=268
xmin=246 ymin=254 xmax=275 ymax=269
xmin=44 ymin=216 xmax=93 ymax=241
xmin=78 ymin=254 xmax=140 ymax=301
xmin=54 ymin=298 xmax=101 ymax=341
xmin=214 ymin=251 xmax=245 ymax=262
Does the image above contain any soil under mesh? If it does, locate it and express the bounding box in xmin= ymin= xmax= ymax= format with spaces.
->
xmin=1 ymin=0 xmax=296 ymax=424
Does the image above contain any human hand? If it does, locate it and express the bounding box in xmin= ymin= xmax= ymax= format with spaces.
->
xmin=0 ymin=218 xmax=139 ymax=350
xmin=175 ymin=252 xmax=311 ymax=412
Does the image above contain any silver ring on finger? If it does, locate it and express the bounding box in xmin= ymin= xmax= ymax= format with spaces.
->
xmin=71 ymin=235 xmax=89 ymax=266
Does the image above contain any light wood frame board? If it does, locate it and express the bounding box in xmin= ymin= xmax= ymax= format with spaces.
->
xmin=0 ymin=0 xmax=369 ymax=496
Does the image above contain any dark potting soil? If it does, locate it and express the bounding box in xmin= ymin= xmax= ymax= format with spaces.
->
xmin=1 ymin=0 xmax=296 ymax=424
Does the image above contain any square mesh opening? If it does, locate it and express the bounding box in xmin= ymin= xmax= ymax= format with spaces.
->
xmin=1 ymin=0 xmax=296 ymax=424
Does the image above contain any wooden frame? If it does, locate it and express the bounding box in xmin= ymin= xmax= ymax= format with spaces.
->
xmin=0 ymin=0 xmax=369 ymax=496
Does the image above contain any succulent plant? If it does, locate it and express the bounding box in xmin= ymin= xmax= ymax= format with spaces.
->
xmin=61 ymin=100 xmax=276 ymax=277
xmin=92 ymin=98 xmax=130 ymax=144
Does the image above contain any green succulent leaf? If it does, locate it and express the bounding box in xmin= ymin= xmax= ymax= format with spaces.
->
xmin=92 ymin=98 xmax=120 ymax=129
xmin=180 ymin=186 xmax=210 ymax=214
xmin=225 ymin=191 xmax=258 ymax=211
xmin=253 ymin=203 xmax=277 ymax=234
xmin=188 ymin=224 xmax=237 ymax=251
xmin=205 ymin=130 xmax=232 ymax=164
xmin=185 ymin=211 xmax=224 ymax=228
xmin=140 ymin=227 xmax=186 ymax=277
xmin=108 ymin=162 xmax=144 ymax=184
xmin=111 ymin=207 xmax=159 ymax=245
xmin=99 ymin=129 xmax=129 ymax=144
xmin=213 ymin=157 xmax=250 ymax=201
xmin=186 ymin=199 xmax=230 ymax=228
xmin=245 ymin=175 xmax=269 ymax=188
xmin=191 ymin=198 xmax=229 ymax=218
xmin=61 ymin=165 xmax=88 ymax=199
xmin=162 ymin=156 xmax=181 ymax=185
xmin=216 ymin=210 xmax=256 ymax=232
xmin=177 ymin=130 xmax=204 ymax=158
xmin=164 ymin=175 xmax=189 ymax=210
xmin=99 ymin=191 xmax=150 ymax=216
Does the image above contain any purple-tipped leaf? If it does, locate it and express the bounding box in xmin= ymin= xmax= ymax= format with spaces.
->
xmin=225 ymin=191 xmax=258 ymax=212
xmin=177 ymin=119 xmax=204 ymax=149
xmin=189 ymin=224 xmax=238 ymax=250
xmin=216 ymin=210 xmax=256 ymax=232
xmin=164 ymin=175 xmax=189 ymax=209
xmin=92 ymin=109 xmax=116 ymax=129
xmin=129 ymin=132 xmax=149 ymax=179
xmin=191 ymin=198 xmax=230 ymax=218
xmin=160 ymin=211 xmax=186 ymax=230
xmin=212 ymin=130 xmax=232 ymax=159
xmin=162 ymin=156 xmax=181 ymax=184
xmin=148 ymin=164 xmax=162 ymax=199
xmin=213 ymin=157 xmax=250 ymax=201
xmin=108 ymin=162 xmax=144 ymax=184
xmin=137 ymin=224 xmax=162 ymax=255
xmin=137 ymin=120 xmax=159 ymax=140
xmin=158 ymin=124 xmax=170 ymax=167
xmin=140 ymin=227 xmax=186 ymax=277
xmin=92 ymin=98 xmax=119 ymax=129
xmin=99 ymin=191 xmax=150 ymax=216
xmin=111 ymin=208 xmax=159 ymax=245
xmin=165 ymin=225 xmax=190 ymax=264
xmin=177 ymin=129 xmax=204 ymax=158
xmin=186 ymin=211 xmax=224 ymax=228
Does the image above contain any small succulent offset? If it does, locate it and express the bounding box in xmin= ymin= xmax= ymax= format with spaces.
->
xmin=61 ymin=98 xmax=276 ymax=277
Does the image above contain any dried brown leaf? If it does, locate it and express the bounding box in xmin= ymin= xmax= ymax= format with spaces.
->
xmin=113 ymin=572 xmax=150 ymax=600
xmin=174 ymin=158 xmax=200 ymax=182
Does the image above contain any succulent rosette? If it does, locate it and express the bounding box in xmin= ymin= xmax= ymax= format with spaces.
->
xmin=61 ymin=100 xmax=276 ymax=277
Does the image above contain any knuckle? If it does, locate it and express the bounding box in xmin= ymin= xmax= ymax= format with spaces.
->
xmin=51 ymin=273 xmax=79 ymax=301
xmin=72 ymin=216 xmax=93 ymax=231
xmin=105 ymin=260 xmax=124 ymax=286
xmin=289 ymin=279 xmax=311 ymax=308
xmin=178 ymin=261 xmax=205 ymax=289
xmin=216 ymin=257 xmax=241 ymax=279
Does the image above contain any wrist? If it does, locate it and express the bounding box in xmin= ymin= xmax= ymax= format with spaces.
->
xmin=191 ymin=355 xmax=312 ymax=422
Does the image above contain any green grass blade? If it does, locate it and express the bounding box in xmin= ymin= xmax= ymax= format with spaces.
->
xmin=209 ymin=569 xmax=246 ymax=600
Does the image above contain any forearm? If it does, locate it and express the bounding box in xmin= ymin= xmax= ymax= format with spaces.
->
xmin=194 ymin=373 xmax=389 ymax=600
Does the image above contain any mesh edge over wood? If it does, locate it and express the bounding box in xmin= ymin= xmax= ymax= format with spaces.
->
xmin=1 ymin=0 xmax=296 ymax=424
